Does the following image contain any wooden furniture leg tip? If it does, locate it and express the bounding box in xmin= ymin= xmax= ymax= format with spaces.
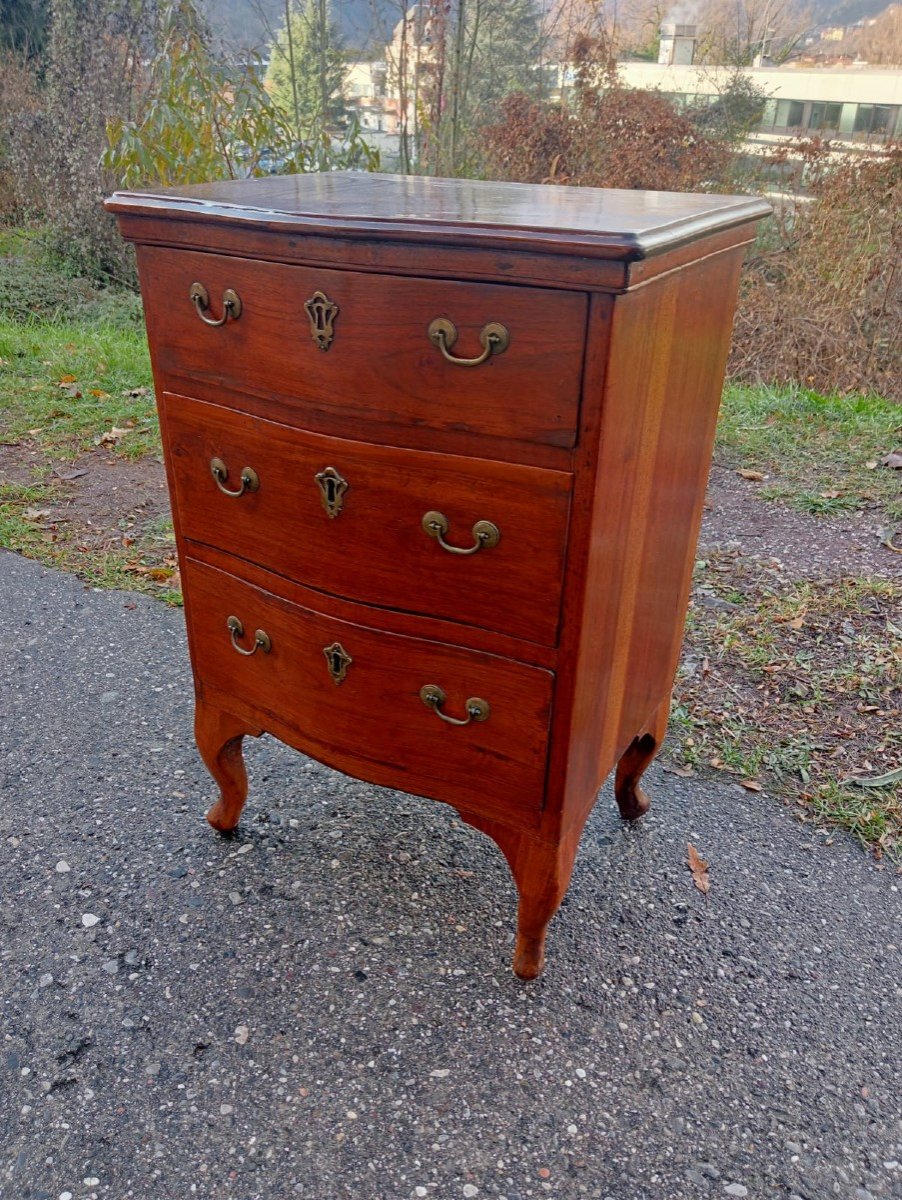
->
xmin=614 ymin=781 xmax=652 ymax=822
xmin=513 ymin=933 xmax=546 ymax=980
xmin=206 ymin=800 xmax=241 ymax=833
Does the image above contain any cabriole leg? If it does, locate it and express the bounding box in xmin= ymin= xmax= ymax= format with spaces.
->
xmin=614 ymin=698 xmax=670 ymax=821
xmin=467 ymin=817 xmax=580 ymax=981
xmin=511 ymin=836 xmax=579 ymax=980
xmin=194 ymin=700 xmax=262 ymax=832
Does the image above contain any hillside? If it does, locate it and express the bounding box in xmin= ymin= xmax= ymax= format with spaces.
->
xmin=202 ymin=0 xmax=898 ymax=56
xmin=201 ymin=0 xmax=401 ymax=54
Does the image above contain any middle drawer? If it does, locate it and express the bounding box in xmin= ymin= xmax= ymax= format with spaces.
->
xmin=164 ymin=393 xmax=572 ymax=647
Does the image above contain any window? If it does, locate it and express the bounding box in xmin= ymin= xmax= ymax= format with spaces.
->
xmin=809 ymin=102 xmax=842 ymax=130
xmin=873 ymin=106 xmax=892 ymax=133
xmin=774 ymin=99 xmax=804 ymax=127
xmin=853 ymin=105 xmax=894 ymax=134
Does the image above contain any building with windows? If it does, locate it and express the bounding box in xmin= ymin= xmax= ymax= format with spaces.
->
xmin=614 ymin=62 xmax=902 ymax=142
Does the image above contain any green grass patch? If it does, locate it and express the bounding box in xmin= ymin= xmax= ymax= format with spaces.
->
xmin=719 ymin=384 xmax=902 ymax=520
xmin=0 ymin=319 xmax=156 ymax=457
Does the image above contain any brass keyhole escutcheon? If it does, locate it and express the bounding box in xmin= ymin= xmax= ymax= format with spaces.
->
xmin=323 ymin=641 xmax=352 ymax=684
xmin=314 ymin=466 xmax=348 ymax=518
xmin=305 ymin=290 xmax=339 ymax=351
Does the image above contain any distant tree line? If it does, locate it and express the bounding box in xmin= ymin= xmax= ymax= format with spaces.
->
xmin=0 ymin=0 xmax=897 ymax=395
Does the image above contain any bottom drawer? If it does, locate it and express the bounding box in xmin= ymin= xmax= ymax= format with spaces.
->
xmin=183 ymin=557 xmax=555 ymax=816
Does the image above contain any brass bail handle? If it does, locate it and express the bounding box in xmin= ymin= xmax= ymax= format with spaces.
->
xmin=422 ymin=510 xmax=500 ymax=556
xmin=427 ymin=317 xmax=509 ymax=367
xmin=210 ymin=457 xmax=259 ymax=498
xmin=227 ymin=615 xmax=271 ymax=656
xmin=420 ymin=684 xmax=490 ymax=726
xmin=190 ymin=282 xmax=242 ymax=327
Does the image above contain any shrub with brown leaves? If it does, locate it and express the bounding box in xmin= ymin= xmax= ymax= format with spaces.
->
xmin=481 ymin=33 xmax=730 ymax=193
xmin=731 ymin=139 xmax=901 ymax=399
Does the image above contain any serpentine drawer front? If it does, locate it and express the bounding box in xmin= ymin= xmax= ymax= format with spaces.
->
xmin=183 ymin=556 xmax=555 ymax=818
xmin=108 ymin=172 xmax=769 ymax=979
xmin=164 ymin=391 xmax=572 ymax=646
xmin=139 ymin=246 xmax=588 ymax=449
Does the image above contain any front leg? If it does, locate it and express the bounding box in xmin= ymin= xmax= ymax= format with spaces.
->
xmin=463 ymin=816 xmax=580 ymax=980
xmin=614 ymin=698 xmax=670 ymax=821
xmin=194 ymin=699 xmax=262 ymax=832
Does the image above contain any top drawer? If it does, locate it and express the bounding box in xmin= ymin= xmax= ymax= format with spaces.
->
xmin=136 ymin=247 xmax=587 ymax=450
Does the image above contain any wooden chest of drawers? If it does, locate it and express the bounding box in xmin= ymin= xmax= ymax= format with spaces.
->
xmin=107 ymin=173 xmax=768 ymax=978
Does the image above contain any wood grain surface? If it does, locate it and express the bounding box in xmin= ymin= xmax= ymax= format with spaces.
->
xmin=139 ymin=246 xmax=587 ymax=449
xmin=165 ymin=392 xmax=572 ymax=646
xmin=182 ymin=556 xmax=556 ymax=818
xmin=112 ymin=172 xmax=767 ymax=977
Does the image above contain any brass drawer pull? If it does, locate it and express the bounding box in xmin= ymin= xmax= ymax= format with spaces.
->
xmin=190 ymin=282 xmax=242 ymax=326
xmin=427 ymin=317 xmax=509 ymax=367
xmin=227 ymin=615 xmax=271 ymax=656
xmin=210 ymin=457 xmax=259 ymax=497
xmin=422 ymin=510 xmax=500 ymax=556
xmin=420 ymin=684 xmax=490 ymax=726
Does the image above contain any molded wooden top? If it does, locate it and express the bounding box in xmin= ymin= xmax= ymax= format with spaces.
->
xmin=106 ymin=171 xmax=770 ymax=262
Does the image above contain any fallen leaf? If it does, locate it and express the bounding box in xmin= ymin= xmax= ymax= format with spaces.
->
xmin=52 ymin=466 xmax=88 ymax=481
xmin=788 ymin=616 xmax=804 ymax=630
xmin=739 ymin=779 xmax=763 ymax=791
xmin=819 ymin=489 xmax=841 ymax=499
xmin=848 ymin=766 xmax=902 ymax=788
xmin=125 ymin=563 xmax=174 ymax=582
xmin=234 ymin=1025 xmax=250 ymax=1045
xmin=663 ymin=764 xmax=694 ymax=777
xmin=737 ymin=468 xmax=766 ymax=482
xmin=865 ymin=460 xmax=878 ymax=469
xmin=58 ymin=373 xmax=77 ymax=384
xmin=90 ymin=388 xmax=110 ymax=399
xmin=687 ymin=843 xmax=710 ymax=895
xmin=98 ymin=426 xmax=132 ymax=446
xmin=880 ymin=451 xmax=902 ymax=470
xmin=23 ymin=506 xmax=51 ymax=522
xmin=122 ymin=386 xmax=148 ymax=398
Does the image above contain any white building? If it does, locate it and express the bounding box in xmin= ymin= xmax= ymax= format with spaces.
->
xmin=615 ymin=62 xmax=902 ymax=141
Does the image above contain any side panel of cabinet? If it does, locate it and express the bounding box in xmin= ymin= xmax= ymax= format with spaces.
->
xmin=549 ymin=246 xmax=748 ymax=834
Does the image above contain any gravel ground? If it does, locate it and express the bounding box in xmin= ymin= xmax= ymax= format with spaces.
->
xmin=701 ymin=464 xmax=902 ymax=578
xmin=1 ymin=551 xmax=900 ymax=1200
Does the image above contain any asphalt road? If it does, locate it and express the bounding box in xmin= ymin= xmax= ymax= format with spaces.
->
xmin=1 ymin=550 xmax=900 ymax=1200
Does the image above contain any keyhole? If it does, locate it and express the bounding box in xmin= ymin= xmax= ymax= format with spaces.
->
xmin=330 ymin=650 xmax=341 ymax=675
xmin=325 ymin=478 xmax=337 ymax=506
